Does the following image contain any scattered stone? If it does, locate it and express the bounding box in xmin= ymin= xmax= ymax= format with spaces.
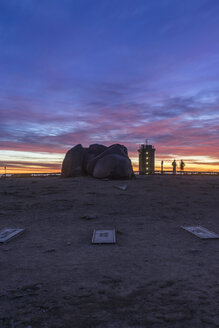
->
xmin=44 ymin=249 xmax=56 ymax=253
xmin=113 ymin=184 xmax=128 ymax=191
xmin=80 ymin=214 xmax=98 ymax=220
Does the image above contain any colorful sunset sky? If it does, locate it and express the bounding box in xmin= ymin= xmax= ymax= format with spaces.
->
xmin=0 ymin=0 xmax=219 ymax=174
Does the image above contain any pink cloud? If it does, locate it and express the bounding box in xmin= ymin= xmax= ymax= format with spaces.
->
xmin=0 ymin=92 xmax=219 ymax=172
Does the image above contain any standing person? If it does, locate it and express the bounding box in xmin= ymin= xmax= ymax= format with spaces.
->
xmin=172 ymin=160 xmax=177 ymax=175
xmin=180 ymin=160 xmax=185 ymax=174
xmin=161 ymin=160 xmax=164 ymax=174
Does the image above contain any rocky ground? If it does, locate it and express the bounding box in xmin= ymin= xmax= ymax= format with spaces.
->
xmin=0 ymin=175 xmax=219 ymax=328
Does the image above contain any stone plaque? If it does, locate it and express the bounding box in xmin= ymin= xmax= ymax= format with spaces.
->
xmin=182 ymin=226 xmax=219 ymax=239
xmin=92 ymin=229 xmax=116 ymax=244
xmin=0 ymin=228 xmax=24 ymax=243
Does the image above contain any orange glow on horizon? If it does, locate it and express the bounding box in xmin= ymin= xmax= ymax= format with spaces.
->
xmin=132 ymin=163 xmax=219 ymax=173
xmin=1 ymin=166 xmax=61 ymax=175
xmin=1 ymin=149 xmax=218 ymax=175
xmin=1 ymin=160 xmax=218 ymax=175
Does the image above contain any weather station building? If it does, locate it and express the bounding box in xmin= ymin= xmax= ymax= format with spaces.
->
xmin=138 ymin=141 xmax=156 ymax=175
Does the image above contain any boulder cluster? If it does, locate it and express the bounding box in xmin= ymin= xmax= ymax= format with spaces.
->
xmin=61 ymin=144 xmax=134 ymax=179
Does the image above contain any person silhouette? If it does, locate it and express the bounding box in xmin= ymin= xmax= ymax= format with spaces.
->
xmin=180 ymin=160 xmax=185 ymax=174
xmin=172 ymin=160 xmax=177 ymax=175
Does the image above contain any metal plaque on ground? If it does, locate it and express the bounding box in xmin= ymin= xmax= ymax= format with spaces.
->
xmin=92 ymin=229 xmax=116 ymax=244
xmin=0 ymin=228 xmax=24 ymax=243
xmin=182 ymin=226 xmax=219 ymax=239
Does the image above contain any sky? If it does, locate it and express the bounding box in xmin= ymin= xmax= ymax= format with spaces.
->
xmin=0 ymin=0 xmax=219 ymax=173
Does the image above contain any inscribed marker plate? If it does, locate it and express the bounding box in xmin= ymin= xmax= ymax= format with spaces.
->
xmin=92 ymin=229 xmax=116 ymax=244
xmin=182 ymin=226 xmax=219 ymax=239
xmin=0 ymin=228 xmax=24 ymax=243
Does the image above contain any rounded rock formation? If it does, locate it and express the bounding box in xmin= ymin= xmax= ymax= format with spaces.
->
xmin=61 ymin=144 xmax=86 ymax=178
xmin=61 ymin=143 xmax=134 ymax=179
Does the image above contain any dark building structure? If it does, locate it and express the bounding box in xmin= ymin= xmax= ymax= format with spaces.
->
xmin=138 ymin=142 xmax=156 ymax=175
